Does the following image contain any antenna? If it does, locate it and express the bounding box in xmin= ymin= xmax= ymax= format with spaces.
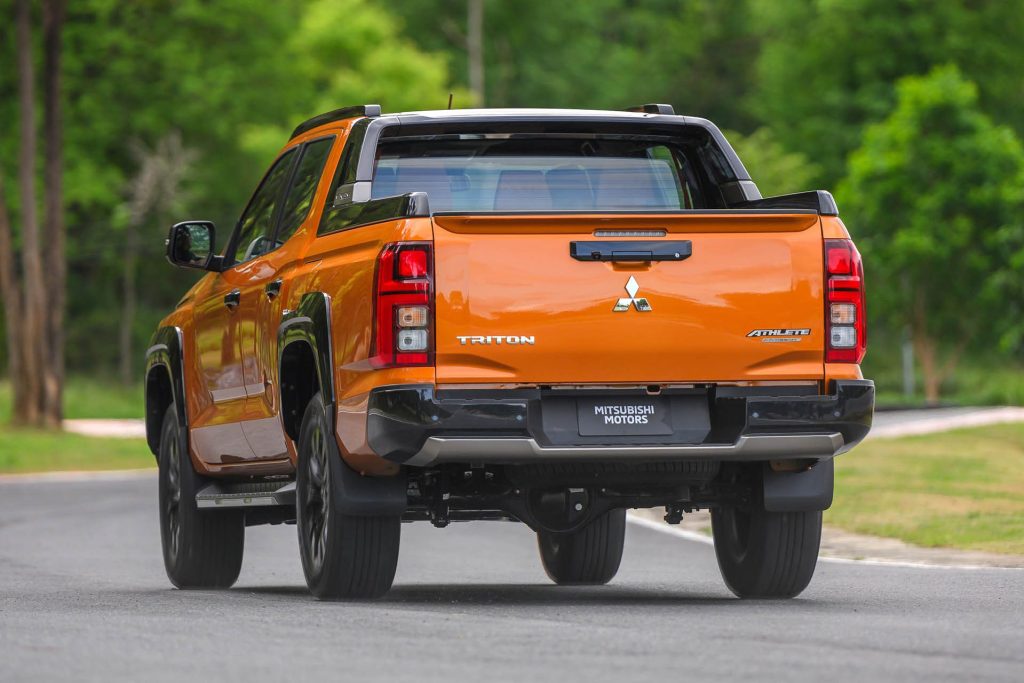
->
xmin=447 ymin=93 xmax=454 ymax=110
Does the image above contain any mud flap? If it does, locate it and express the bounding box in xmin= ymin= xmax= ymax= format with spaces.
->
xmin=332 ymin=455 xmax=407 ymax=517
xmin=762 ymin=459 xmax=834 ymax=512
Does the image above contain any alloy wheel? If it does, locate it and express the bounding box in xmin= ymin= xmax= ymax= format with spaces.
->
xmin=163 ymin=433 xmax=182 ymax=564
xmin=302 ymin=422 xmax=331 ymax=575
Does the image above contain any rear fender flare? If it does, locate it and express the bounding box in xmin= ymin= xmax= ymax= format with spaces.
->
xmin=277 ymin=292 xmax=335 ymax=421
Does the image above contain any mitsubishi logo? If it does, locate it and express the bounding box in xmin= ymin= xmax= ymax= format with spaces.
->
xmin=613 ymin=276 xmax=652 ymax=312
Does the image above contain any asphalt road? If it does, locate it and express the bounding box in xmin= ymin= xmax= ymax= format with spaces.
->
xmin=2 ymin=474 xmax=1023 ymax=682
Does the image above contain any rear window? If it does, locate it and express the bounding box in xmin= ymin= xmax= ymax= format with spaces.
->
xmin=371 ymin=137 xmax=703 ymax=212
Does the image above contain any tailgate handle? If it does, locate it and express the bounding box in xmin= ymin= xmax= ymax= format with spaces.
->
xmin=569 ymin=240 xmax=692 ymax=262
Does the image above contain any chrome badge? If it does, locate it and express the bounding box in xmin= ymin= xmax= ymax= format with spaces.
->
xmin=456 ymin=335 xmax=536 ymax=345
xmin=613 ymin=276 xmax=652 ymax=312
xmin=747 ymin=328 xmax=811 ymax=343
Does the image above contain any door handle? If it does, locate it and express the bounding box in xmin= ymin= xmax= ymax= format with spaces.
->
xmin=264 ymin=279 xmax=283 ymax=300
xmin=224 ymin=289 xmax=241 ymax=310
xmin=569 ymin=240 xmax=692 ymax=262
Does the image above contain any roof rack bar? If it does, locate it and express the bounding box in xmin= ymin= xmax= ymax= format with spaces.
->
xmin=624 ymin=103 xmax=676 ymax=115
xmin=290 ymin=104 xmax=382 ymax=140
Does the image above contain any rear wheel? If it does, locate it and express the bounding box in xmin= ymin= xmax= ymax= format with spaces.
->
xmin=296 ymin=393 xmax=401 ymax=600
xmin=158 ymin=405 xmax=244 ymax=589
xmin=711 ymin=504 xmax=821 ymax=599
xmin=537 ymin=509 xmax=626 ymax=585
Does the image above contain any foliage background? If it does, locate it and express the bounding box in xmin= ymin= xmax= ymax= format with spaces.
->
xmin=0 ymin=0 xmax=1021 ymax=403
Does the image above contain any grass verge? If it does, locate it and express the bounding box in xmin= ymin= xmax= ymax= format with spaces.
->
xmin=828 ymin=423 xmax=1024 ymax=555
xmin=0 ymin=426 xmax=153 ymax=474
xmin=862 ymin=335 xmax=1024 ymax=407
xmin=0 ymin=378 xmax=143 ymax=421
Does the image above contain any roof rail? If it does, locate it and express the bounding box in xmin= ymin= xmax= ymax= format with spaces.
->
xmin=290 ymin=104 xmax=382 ymax=140
xmin=624 ymin=103 xmax=676 ymax=115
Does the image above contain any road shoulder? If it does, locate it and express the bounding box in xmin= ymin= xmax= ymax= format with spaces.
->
xmin=629 ymin=508 xmax=1024 ymax=569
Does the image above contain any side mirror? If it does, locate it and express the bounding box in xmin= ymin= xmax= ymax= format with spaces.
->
xmin=165 ymin=221 xmax=222 ymax=271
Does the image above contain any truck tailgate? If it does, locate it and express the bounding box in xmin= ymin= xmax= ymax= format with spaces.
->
xmin=432 ymin=213 xmax=825 ymax=385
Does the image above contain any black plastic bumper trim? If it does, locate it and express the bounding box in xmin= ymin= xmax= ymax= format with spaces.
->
xmin=366 ymin=380 xmax=874 ymax=465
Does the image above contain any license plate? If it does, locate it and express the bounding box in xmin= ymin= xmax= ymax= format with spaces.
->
xmin=577 ymin=397 xmax=673 ymax=436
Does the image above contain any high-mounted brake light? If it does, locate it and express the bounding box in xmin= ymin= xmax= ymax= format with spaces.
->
xmin=371 ymin=242 xmax=433 ymax=368
xmin=824 ymin=239 xmax=866 ymax=363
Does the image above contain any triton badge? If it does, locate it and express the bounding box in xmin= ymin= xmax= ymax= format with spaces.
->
xmin=456 ymin=335 xmax=536 ymax=345
xmin=613 ymin=276 xmax=652 ymax=312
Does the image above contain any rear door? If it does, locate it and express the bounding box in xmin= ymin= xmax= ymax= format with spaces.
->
xmin=431 ymin=213 xmax=825 ymax=385
xmin=241 ymin=135 xmax=336 ymax=460
xmin=189 ymin=147 xmax=296 ymax=465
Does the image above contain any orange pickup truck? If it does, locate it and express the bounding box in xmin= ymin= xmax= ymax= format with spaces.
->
xmin=146 ymin=104 xmax=873 ymax=600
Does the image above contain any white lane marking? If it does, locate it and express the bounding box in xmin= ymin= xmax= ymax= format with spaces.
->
xmin=810 ymin=554 xmax=1022 ymax=571
xmin=0 ymin=468 xmax=156 ymax=484
xmin=626 ymin=513 xmax=1024 ymax=571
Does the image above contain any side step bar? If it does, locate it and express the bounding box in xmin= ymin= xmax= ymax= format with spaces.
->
xmin=195 ymin=481 xmax=296 ymax=509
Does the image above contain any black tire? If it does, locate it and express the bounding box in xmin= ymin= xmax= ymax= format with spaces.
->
xmin=537 ymin=509 xmax=626 ymax=585
xmin=711 ymin=504 xmax=821 ymax=599
xmin=158 ymin=405 xmax=244 ymax=589
xmin=296 ymin=393 xmax=400 ymax=600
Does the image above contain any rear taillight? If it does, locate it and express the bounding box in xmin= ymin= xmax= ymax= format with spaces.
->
xmin=371 ymin=242 xmax=433 ymax=368
xmin=824 ymin=239 xmax=866 ymax=363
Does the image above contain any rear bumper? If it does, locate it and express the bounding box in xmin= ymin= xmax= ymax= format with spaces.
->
xmin=366 ymin=380 xmax=874 ymax=466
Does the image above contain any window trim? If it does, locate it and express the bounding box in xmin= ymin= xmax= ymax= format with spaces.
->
xmin=271 ymin=135 xmax=337 ymax=247
xmin=353 ymin=115 xmax=751 ymax=186
xmin=224 ymin=146 xmax=300 ymax=269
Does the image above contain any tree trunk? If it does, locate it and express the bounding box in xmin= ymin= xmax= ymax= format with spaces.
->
xmin=42 ymin=0 xmax=66 ymax=422
xmin=910 ymin=288 xmax=969 ymax=406
xmin=0 ymin=175 xmax=25 ymax=418
xmin=119 ymin=221 xmax=138 ymax=386
xmin=914 ymin=332 xmax=941 ymax=405
xmin=118 ymin=132 xmax=195 ymax=387
xmin=10 ymin=0 xmax=62 ymax=428
xmin=911 ymin=288 xmax=936 ymax=404
xmin=467 ymin=0 xmax=485 ymax=106
xmin=15 ymin=0 xmax=48 ymax=426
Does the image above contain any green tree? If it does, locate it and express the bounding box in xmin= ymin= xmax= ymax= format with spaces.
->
xmin=1 ymin=0 xmax=461 ymax=383
xmin=752 ymin=0 xmax=1024 ymax=185
xmin=239 ymin=0 xmax=461 ymax=163
xmin=838 ymin=66 xmax=1024 ymax=402
xmin=388 ymin=0 xmax=759 ymax=130
xmin=43 ymin=0 xmax=305 ymax=376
